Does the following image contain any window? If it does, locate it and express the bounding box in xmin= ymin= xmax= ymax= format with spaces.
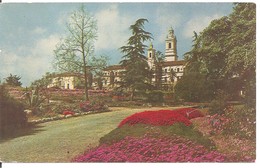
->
xmin=177 ymin=68 xmax=180 ymax=72
xmin=165 ymin=69 xmax=167 ymax=73
xmin=168 ymin=43 xmax=172 ymax=49
xmin=165 ymin=77 xmax=167 ymax=82
xmin=67 ymin=84 xmax=70 ymax=89
xmin=149 ymin=53 xmax=152 ymax=58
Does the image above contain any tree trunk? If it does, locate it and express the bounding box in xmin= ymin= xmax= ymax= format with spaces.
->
xmin=83 ymin=71 xmax=89 ymax=101
xmin=130 ymin=88 xmax=135 ymax=101
xmin=83 ymin=58 xmax=89 ymax=101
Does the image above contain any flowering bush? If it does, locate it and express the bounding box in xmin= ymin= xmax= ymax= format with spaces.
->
xmin=63 ymin=111 xmax=75 ymax=116
xmin=118 ymin=108 xmax=203 ymax=127
xmin=208 ymin=106 xmax=256 ymax=139
xmin=80 ymin=101 xmax=108 ymax=112
xmin=73 ymin=134 xmax=226 ymax=162
xmin=208 ymin=113 xmax=229 ymax=135
xmin=174 ymin=108 xmax=204 ymax=119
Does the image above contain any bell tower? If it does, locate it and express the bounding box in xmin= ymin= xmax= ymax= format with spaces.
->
xmin=165 ymin=27 xmax=177 ymax=62
xmin=147 ymin=42 xmax=156 ymax=70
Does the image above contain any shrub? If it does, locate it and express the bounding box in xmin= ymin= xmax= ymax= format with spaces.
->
xmin=209 ymin=90 xmax=229 ymax=115
xmin=50 ymin=102 xmax=80 ymax=115
xmin=208 ymin=106 xmax=256 ymax=139
xmin=79 ymin=100 xmax=108 ymax=112
xmin=173 ymin=108 xmax=204 ymax=119
xmin=0 ymin=85 xmax=27 ymax=137
xmin=63 ymin=111 xmax=75 ymax=116
xmin=146 ymin=90 xmax=164 ymax=103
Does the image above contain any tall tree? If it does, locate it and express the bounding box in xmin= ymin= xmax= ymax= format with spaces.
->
xmin=154 ymin=51 xmax=165 ymax=90
xmin=119 ymin=18 xmax=153 ymax=100
xmin=181 ymin=3 xmax=255 ymax=101
xmin=31 ymin=72 xmax=54 ymax=88
xmin=53 ymin=5 xmax=97 ymax=100
xmin=175 ymin=32 xmax=214 ymax=102
xmin=4 ymin=74 xmax=22 ymax=87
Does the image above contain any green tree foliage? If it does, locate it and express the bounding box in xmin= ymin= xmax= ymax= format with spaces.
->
xmin=4 ymin=74 xmax=22 ymax=87
xmin=119 ymin=18 xmax=153 ymax=100
xmin=175 ymin=72 xmax=213 ymax=102
xmin=24 ymin=86 xmax=47 ymax=115
xmin=0 ymin=85 xmax=27 ymax=137
xmin=89 ymin=55 xmax=109 ymax=89
xmin=31 ymin=72 xmax=55 ymax=88
xmin=154 ymin=51 xmax=165 ymax=89
xmin=53 ymin=5 xmax=97 ymax=100
xmin=178 ymin=3 xmax=255 ymax=103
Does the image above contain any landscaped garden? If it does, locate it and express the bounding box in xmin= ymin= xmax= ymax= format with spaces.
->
xmin=0 ymin=85 xmax=256 ymax=162
xmin=0 ymin=3 xmax=256 ymax=164
xmin=72 ymin=107 xmax=255 ymax=162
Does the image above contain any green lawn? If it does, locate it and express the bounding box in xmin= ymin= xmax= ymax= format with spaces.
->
xmin=0 ymin=107 xmax=176 ymax=162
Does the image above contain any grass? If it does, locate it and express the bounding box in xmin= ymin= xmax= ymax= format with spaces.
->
xmin=0 ymin=106 xmax=176 ymax=162
xmin=100 ymin=123 xmax=215 ymax=149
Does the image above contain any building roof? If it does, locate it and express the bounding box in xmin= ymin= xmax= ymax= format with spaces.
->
xmin=104 ymin=65 xmax=124 ymax=71
xmin=51 ymin=72 xmax=83 ymax=78
xmin=161 ymin=60 xmax=186 ymax=67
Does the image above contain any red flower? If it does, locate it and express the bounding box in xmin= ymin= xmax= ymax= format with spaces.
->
xmin=118 ymin=108 xmax=203 ymax=127
xmin=63 ymin=111 xmax=75 ymax=116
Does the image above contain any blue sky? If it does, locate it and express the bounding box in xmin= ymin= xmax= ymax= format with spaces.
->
xmin=0 ymin=2 xmax=234 ymax=86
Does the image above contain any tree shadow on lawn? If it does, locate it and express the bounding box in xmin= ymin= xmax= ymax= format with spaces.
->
xmin=0 ymin=123 xmax=46 ymax=143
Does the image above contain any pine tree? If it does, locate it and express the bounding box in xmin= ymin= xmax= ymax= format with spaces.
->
xmin=119 ymin=19 xmax=153 ymax=100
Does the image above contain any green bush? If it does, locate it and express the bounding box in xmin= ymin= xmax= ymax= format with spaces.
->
xmin=209 ymin=90 xmax=229 ymax=115
xmin=146 ymin=90 xmax=164 ymax=103
xmin=0 ymin=85 xmax=27 ymax=137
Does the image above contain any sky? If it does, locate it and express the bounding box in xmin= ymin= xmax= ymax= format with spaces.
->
xmin=0 ymin=2 xmax=234 ymax=86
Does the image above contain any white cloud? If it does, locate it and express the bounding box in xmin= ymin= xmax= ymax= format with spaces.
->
xmin=94 ymin=4 xmax=133 ymax=51
xmin=183 ymin=14 xmax=223 ymax=39
xmin=0 ymin=34 xmax=60 ymax=86
xmin=32 ymin=27 xmax=47 ymax=35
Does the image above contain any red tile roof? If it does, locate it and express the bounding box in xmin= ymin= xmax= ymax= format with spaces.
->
xmin=104 ymin=65 xmax=125 ymax=71
xmin=161 ymin=60 xmax=186 ymax=67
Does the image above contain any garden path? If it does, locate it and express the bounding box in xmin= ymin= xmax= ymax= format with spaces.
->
xmin=0 ymin=106 xmax=177 ymax=162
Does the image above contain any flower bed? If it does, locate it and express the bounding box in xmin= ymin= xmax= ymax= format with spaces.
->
xmin=73 ymin=134 xmax=226 ymax=162
xmin=80 ymin=101 xmax=108 ymax=112
xmin=118 ymin=108 xmax=203 ymax=127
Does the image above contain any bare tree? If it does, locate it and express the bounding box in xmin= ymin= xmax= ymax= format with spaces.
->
xmin=53 ymin=5 xmax=97 ymax=100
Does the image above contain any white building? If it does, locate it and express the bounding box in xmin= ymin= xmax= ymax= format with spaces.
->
xmin=103 ymin=27 xmax=186 ymax=91
xmin=48 ymin=27 xmax=186 ymax=91
xmin=47 ymin=73 xmax=82 ymax=90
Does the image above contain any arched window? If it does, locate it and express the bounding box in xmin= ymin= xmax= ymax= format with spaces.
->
xmin=149 ymin=53 xmax=152 ymax=58
xmin=168 ymin=43 xmax=172 ymax=49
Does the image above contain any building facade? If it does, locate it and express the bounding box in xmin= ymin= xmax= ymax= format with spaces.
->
xmin=48 ymin=27 xmax=186 ymax=91
xmin=47 ymin=72 xmax=82 ymax=90
xmin=102 ymin=27 xmax=186 ymax=91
